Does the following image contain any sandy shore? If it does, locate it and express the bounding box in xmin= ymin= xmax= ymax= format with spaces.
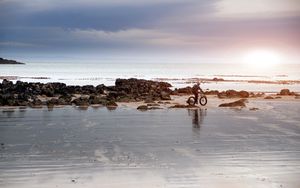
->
xmin=117 ymin=94 xmax=300 ymax=111
xmin=1 ymin=94 xmax=299 ymax=112
xmin=1 ymin=100 xmax=300 ymax=188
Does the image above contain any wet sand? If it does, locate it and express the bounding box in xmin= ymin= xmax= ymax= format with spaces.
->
xmin=0 ymin=99 xmax=300 ymax=188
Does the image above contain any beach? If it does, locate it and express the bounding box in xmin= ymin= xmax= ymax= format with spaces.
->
xmin=1 ymin=71 xmax=300 ymax=188
xmin=1 ymin=98 xmax=300 ymax=188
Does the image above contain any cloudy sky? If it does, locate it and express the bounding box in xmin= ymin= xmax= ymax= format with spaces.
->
xmin=0 ymin=0 xmax=299 ymax=62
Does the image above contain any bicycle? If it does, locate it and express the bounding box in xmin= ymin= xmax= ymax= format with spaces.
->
xmin=187 ymin=92 xmax=207 ymax=106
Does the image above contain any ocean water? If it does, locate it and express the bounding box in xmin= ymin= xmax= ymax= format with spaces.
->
xmin=0 ymin=102 xmax=300 ymax=188
xmin=1 ymin=62 xmax=300 ymax=92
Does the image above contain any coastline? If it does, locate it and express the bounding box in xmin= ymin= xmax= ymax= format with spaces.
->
xmin=1 ymin=78 xmax=299 ymax=110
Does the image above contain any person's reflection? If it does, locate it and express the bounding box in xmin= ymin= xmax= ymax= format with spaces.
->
xmin=187 ymin=108 xmax=206 ymax=128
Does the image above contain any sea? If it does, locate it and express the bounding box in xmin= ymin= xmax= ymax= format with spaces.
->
xmin=1 ymin=61 xmax=300 ymax=92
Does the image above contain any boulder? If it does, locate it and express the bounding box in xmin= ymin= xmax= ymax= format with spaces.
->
xmin=47 ymin=98 xmax=68 ymax=106
xmin=29 ymin=98 xmax=43 ymax=107
xmin=72 ymin=97 xmax=89 ymax=106
xmin=264 ymin=96 xmax=274 ymax=99
xmin=160 ymin=91 xmax=171 ymax=100
xmin=137 ymin=105 xmax=148 ymax=111
xmin=114 ymin=78 xmax=172 ymax=101
xmin=279 ymin=89 xmax=295 ymax=96
xmin=204 ymin=90 xmax=219 ymax=95
xmin=238 ymin=91 xmax=250 ymax=98
xmin=218 ymin=90 xmax=249 ymax=98
xmin=82 ymin=85 xmax=96 ymax=94
xmin=96 ymin=84 xmax=106 ymax=94
xmin=219 ymin=99 xmax=247 ymax=107
xmin=106 ymin=100 xmax=118 ymax=107
xmin=147 ymin=103 xmax=160 ymax=107
xmin=212 ymin=77 xmax=224 ymax=81
xmin=2 ymin=79 xmax=13 ymax=87
xmin=144 ymin=97 xmax=155 ymax=103
xmin=59 ymin=94 xmax=72 ymax=104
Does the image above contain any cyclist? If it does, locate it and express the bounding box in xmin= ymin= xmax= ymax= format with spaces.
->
xmin=192 ymin=82 xmax=204 ymax=104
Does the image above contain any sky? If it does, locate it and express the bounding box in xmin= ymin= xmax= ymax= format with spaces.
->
xmin=0 ymin=0 xmax=300 ymax=62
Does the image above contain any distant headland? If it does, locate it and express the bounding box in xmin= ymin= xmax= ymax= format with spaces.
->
xmin=0 ymin=57 xmax=25 ymax=65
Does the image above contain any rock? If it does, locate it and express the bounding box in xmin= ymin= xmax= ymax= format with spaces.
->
xmin=160 ymin=91 xmax=171 ymax=100
xmin=238 ymin=91 xmax=249 ymax=98
xmin=114 ymin=78 xmax=172 ymax=101
xmin=279 ymin=89 xmax=291 ymax=95
xmin=264 ymin=96 xmax=274 ymax=99
xmin=249 ymin=107 xmax=259 ymax=111
xmin=117 ymin=96 xmax=135 ymax=102
xmin=41 ymin=84 xmax=54 ymax=97
xmin=96 ymin=84 xmax=106 ymax=94
xmin=82 ymin=85 xmax=96 ymax=94
xmin=295 ymin=96 xmax=300 ymax=99
xmin=29 ymin=98 xmax=43 ymax=107
xmin=218 ymin=99 xmax=247 ymax=107
xmin=46 ymin=98 xmax=68 ymax=106
xmin=0 ymin=57 xmax=25 ymax=64
xmin=204 ymin=90 xmax=219 ymax=95
xmin=212 ymin=77 xmax=224 ymax=81
xmin=2 ymin=79 xmax=13 ymax=87
xmin=59 ymin=94 xmax=72 ymax=104
xmin=218 ymin=90 xmax=249 ymax=98
xmin=0 ymin=78 xmax=174 ymax=107
xmin=106 ymin=100 xmax=118 ymax=107
xmin=148 ymin=107 xmax=162 ymax=110
xmin=89 ymin=95 xmax=106 ymax=104
xmin=147 ymin=103 xmax=160 ymax=107
xmin=250 ymin=92 xmax=265 ymax=98
xmin=137 ymin=105 xmax=148 ymax=111
xmin=157 ymin=101 xmax=171 ymax=104
xmin=72 ymin=97 xmax=89 ymax=106
xmin=144 ymin=97 xmax=155 ymax=103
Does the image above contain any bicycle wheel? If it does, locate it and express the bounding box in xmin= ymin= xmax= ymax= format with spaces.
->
xmin=199 ymin=96 xmax=207 ymax=106
xmin=187 ymin=96 xmax=196 ymax=105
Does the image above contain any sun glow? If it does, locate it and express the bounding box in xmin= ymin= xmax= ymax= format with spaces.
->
xmin=242 ymin=50 xmax=281 ymax=68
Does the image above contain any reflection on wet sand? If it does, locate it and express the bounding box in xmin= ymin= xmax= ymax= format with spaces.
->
xmin=0 ymin=103 xmax=300 ymax=188
xmin=187 ymin=108 xmax=207 ymax=128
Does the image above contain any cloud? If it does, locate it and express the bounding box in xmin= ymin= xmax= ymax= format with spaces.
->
xmin=0 ymin=0 xmax=193 ymax=14
xmin=215 ymin=0 xmax=300 ymax=17
xmin=0 ymin=41 xmax=39 ymax=47
xmin=1 ymin=0 xmax=300 ymax=59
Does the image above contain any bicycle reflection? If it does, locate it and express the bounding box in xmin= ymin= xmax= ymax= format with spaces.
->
xmin=187 ymin=108 xmax=207 ymax=128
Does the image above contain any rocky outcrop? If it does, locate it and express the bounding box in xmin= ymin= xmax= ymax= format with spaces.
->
xmin=278 ymin=89 xmax=295 ymax=96
xmin=218 ymin=99 xmax=247 ymax=107
xmin=264 ymin=96 xmax=274 ymax=99
xmin=0 ymin=78 xmax=173 ymax=107
xmin=218 ymin=90 xmax=249 ymax=98
xmin=0 ymin=57 xmax=25 ymax=64
xmin=204 ymin=90 xmax=219 ymax=95
xmin=112 ymin=78 xmax=172 ymax=102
